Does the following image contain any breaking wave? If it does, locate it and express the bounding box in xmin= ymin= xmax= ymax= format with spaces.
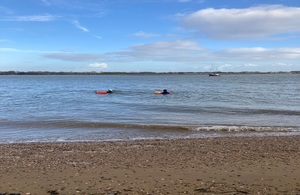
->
xmin=1 ymin=120 xmax=299 ymax=133
xmin=190 ymin=125 xmax=299 ymax=132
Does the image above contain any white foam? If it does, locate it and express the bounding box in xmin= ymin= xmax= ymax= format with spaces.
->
xmin=191 ymin=125 xmax=297 ymax=132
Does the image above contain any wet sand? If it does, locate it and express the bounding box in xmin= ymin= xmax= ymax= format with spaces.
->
xmin=1 ymin=136 xmax=300 ymax=194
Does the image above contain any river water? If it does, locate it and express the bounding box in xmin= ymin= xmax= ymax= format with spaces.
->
xmin=0 ymin=74 xmax=299 ymax=143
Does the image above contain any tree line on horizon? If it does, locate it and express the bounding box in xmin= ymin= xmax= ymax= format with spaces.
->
xmin=0 ymin=71 xmax=299 ymax=75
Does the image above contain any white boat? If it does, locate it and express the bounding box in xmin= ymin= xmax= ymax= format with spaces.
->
xmin=209 ymin=72 xmax=220 ymax=76
xmin=208 ymin=65 xmax=220 ymax=76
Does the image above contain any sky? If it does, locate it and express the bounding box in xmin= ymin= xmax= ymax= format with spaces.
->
xmin=1 ymin=0 xmax=300 ymax=72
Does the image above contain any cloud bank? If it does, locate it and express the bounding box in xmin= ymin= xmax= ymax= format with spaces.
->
xmin=109 ymin=41 xmax=300 ymax=63
xmin=133 ymin=31 xmax=159 ymax=38
xmin=180 ymin=5 xmax=300 ymax=39
xmin=88 ymin=63 xmax=108 ymax=68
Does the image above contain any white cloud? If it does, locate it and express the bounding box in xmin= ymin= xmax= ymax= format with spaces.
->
xmin=0 ymin=48 xmax=20 ymax=52
xmin=271 ymin=62 xmax=292 ymax=67
xmin=1 ymin=14 xmax=60 ymax=22
xmin=5 ymin=41 xmax=300 ymax=72
xmin=133 ymin=31 xmax=159 ymax=38
xmin=180 ymin=5 xmax=300 ymax=39
xmin=108 ymin=40 xmax=207 ymax=62
xmin=0 ymin=47 xmax=65 ymax=53
xmin=72 ymin=20 xmax=89 ymax=32
xmin=88 ymin=63 xmax=108 ymax=68
xmin=244 ymin=63 xmax=258 ymax=67
xmin=105 ymin=39 xmax=300 ymax=66
xmin=219 ymin=47 xmax=300 ymax=61
xmin=93 ymin=35 xmax=102 ymax=39
xmin=218 ymin=64 xmax=233 ymax=70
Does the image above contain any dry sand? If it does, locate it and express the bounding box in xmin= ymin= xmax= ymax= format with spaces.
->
xmin=1 ymin=136 xmax=300 ymax=195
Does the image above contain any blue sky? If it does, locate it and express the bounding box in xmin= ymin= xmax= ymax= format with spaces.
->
xmin=1 ymin=0 xmax=300 ymax=72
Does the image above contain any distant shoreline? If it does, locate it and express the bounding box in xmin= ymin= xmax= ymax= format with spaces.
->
xmin=0 ymin=71 xmax=299 ymax=75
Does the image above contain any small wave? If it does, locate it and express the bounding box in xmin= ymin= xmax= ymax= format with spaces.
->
xmin=0 ymin=120 xmax=190 ymax=131
xmin=1 ymin=120 xmax=299 ymax=133
xmin=191 ymin=125 xmax=298 ymax=132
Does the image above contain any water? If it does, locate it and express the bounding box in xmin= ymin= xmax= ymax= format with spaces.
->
xmin=0 ymin=74 xmax=299 ymax=143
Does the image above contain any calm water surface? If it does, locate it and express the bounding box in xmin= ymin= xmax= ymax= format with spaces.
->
xmin=0 ymin=74 xmax=299 ymax=143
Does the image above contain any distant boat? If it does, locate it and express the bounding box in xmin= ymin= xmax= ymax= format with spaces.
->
xmin=209 ymin=72 xmax=220 ymax=76
xmin=209 ymin=65 xmax=220 ymax=76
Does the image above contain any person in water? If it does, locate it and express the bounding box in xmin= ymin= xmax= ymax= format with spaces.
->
xmin=107 ymin=89 xmax=113 ymax=93
xmin=161 ymin=89 xmax=170 ymax=94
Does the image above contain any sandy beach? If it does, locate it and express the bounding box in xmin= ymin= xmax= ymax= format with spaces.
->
xmin=1 ymin=136 xmax=300 ymax=195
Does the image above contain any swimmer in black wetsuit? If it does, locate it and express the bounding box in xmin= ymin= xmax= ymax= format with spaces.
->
xmin=161 ymin=89 xmax=170 ymax=95
xmin=107 ymin=89 xmax=113 ymax=93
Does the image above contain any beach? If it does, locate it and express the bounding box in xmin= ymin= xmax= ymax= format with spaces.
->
xmin=1 ymin=136 xmax=300 ymax=194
